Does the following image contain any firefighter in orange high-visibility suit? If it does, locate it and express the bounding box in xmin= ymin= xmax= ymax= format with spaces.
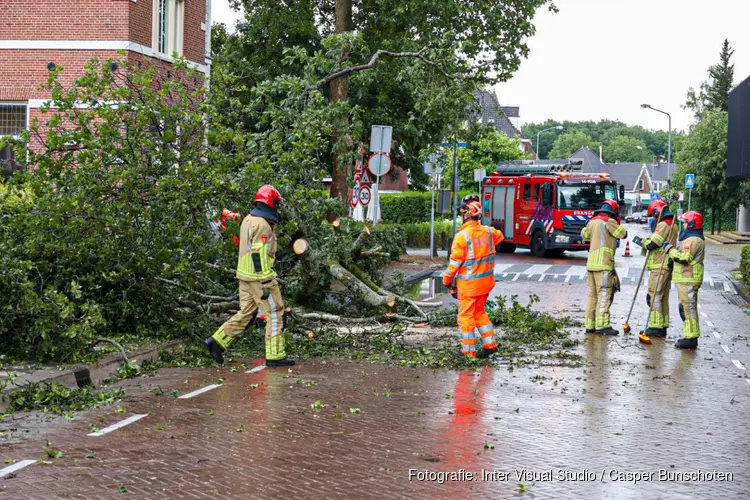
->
xmin=443 ymin=197 xmax=505 ymax=359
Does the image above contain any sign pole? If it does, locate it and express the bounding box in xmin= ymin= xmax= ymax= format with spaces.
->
xmin=688 ymin=189 xmax=691 ymax=212
xmin=452 ymin=133 xmax=459 ymax=236
xmin=430 ymin=172 xmax=437 ymax=260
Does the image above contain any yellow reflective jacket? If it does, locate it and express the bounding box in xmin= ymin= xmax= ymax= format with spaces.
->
xmin=643 ymin=219 xmax=678 ymax=270
xmin=581 ymin=215 xmax=627 ymax=271
xmin=669 ymin=236 xmax=704 ymax=285
xmin=236 ymin=215 xmax=277 ymax=282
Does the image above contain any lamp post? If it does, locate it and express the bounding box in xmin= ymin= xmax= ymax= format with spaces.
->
xmin=536 ymin=125 xmax=563 ymax=159
xmin=640 ymin=104 xmax=672 ymax=181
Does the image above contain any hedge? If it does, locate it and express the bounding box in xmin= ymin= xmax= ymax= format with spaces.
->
xmin=379 ymin=190 xmax=475 ymax=224
xmin=741 ymin=246 xmax=750 ymax=288
xmin=380 ymin=221 xmax=456 ymax=248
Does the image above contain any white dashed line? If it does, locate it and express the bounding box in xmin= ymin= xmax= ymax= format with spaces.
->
xmin=700 ymin=312 xmax=708 ymax=318
xmin=705 ymin=320 xmax=715 ymax=328
xmin=723 ymin=281 xmax=734 ymax=294
xmin=88 ymin=414 xmax=149 ymax=437
xmin=179 ymin=384 xmax=221 ymax=399
xmin=713 ymin=332 xmax=721 ymax=339
xmin=732 ymin=360 xmax=746 ymax=371
xmin=721 ymin=345 xmax=731 ymax=354
xmin=746 ymin=379 xmax=750 ymax=388
xmin=512 ymin=273 xmax=520 ymax=282
xmin=246 ymin=365 xmax=266 ymax=374
xmin=538 ymin=274 xmax=545 ymax=282
xmin=502 ymin=273 xmax=508 ymax=278
xmin=565 ymin=275 xmax=572 ymax=283
xmin=553 ymin=274 xmax=559 ymax=279
xmin=0 ymin=460 xmax=37 ymax=478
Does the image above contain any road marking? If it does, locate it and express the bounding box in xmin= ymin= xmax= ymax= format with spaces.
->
xmin=246 ymin=365 xmax=266 ymax=374
xmin=721 ymin=345 xmax=731 ymax=354
xmin=538 ymin=274 xmax=545 ymax=282
xmin=704 ymin=274 xmax=714 ymax=288
xmin=512 ymin=273 xmax=520 ymax=282
xmin=565 ymin=275 xmax=572 ymax=283
xmin=698 ymin=304 xmax=703 ymax=310
xmin=502 ymin=273 xmax=508 ymax=279
xmin=179 ymin=384 xmax=221 ymax=399
xmin=700 ymin=312 xmax=708 ymax=318
xmin=618 ymin=267 xmax=629 ymax=278
xmin=0 ymin=460 xmax=36 ymax=478
xmin=523 ymin=264 xmax=552 ymax=276
xmin=705 ymin=320 xmax=714 ymax=328
xmin=713 ymin=332 xmax=721 ymax=339
xmin=732 ymin=360 xmax=746 ymax=371
xmin=565 ymin=265 xmax=587 ymax=276
xmin=493 ymin=263 xmax=516 ymax=274
xmin=88 ymin=414 xmax=148 ymax=436
xmin=747 ymin=379 xmax=750 ymax=388
xmin=723 ymin=281 xmax=734 ymax=294
xmin=553 ymin=274 xmax=559 ymax=279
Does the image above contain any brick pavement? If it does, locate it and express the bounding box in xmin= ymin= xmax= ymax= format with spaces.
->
xmin=1 ymin=229 xmax=748 ymax=498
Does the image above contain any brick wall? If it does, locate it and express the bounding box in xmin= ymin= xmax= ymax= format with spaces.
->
xmin=4 ymin=0 xmax=130 ymax=41
xmin=183 ymin=0 xmax=207 ymax=64
xmin=129 ymin=0 xmax=153 ymax=48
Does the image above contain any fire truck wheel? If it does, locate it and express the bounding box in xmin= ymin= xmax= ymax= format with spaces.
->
xmin=497 ymin=243 xmax=516 ymax=254
xmin=545 ymin=249 xmax=565 ymax=258
xmin=530 ymin=230 xmax=546 ymax=257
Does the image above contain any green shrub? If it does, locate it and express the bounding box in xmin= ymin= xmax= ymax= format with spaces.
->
xmin=741 ymin=246 xmax=750 ymax=288
xmin=396 ymin=221 xmax=455 ymax=248
xmin=379 ymin=190 xmax=476 ymax=223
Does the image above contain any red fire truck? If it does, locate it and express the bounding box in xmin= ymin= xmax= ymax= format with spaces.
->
xmin=481 ymin=160 xmax=625 ymax=257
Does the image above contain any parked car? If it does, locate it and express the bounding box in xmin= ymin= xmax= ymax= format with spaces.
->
xmin=625 ymin=211 xmax=647 ymax=223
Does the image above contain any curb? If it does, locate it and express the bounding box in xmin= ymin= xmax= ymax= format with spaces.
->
xmin=1 ymin=340 xmax=183 ymax=413
xmin=731 ymin=279 xmax=750 ymax=305
xmin=404 ymin=269 xmax=440 ymax=285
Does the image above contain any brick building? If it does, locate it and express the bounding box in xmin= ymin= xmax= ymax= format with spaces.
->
xmin=1 ymin=0 xmax=212 ymax=177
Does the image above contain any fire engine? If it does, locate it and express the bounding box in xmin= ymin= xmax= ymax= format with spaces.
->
xmin=481 ymin=160 xmax=625 ymax=257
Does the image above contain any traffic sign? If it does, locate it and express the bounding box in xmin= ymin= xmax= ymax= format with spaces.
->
xmin=651 ymin=192 xmax=659 ymax=200
xmin=369 ymin=125 xmax=393 ymax=153
xmin=360 ymin=170 xmax=371 ymax=184
xmin=442 ymin=142 xmax=468 ymax=148
xmin=685 ymin=173 xmax=695 ymax=189
xmin=367 ymin=152 xmax=391 ymax=177
xmin=350 ymin=185 xmax=360 ymax=209
xmin=359 ymin=185 xmax=372 ymax=206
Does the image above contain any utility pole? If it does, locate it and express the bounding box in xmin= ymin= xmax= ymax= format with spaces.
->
xmin=452 ymin=133 xmax=459 ymax=236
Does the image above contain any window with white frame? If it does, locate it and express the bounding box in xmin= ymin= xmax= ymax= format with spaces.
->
xmin=0 ymin=103 xmax=27 ymax=178
xmin=638 ymin=179 xmax=644 ymax=191
xmin=153 ymin=0 xmax=184 ymax=57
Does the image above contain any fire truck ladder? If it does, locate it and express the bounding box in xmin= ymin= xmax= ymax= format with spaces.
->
xmin=494 ymin=159 xmax=583 ymax=176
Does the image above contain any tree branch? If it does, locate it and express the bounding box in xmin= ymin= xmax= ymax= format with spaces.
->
xmin=304 ymin=47 xmax=449 ymax=93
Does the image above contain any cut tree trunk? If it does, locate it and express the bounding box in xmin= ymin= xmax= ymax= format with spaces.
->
xmin=329 ymin=261 xmax=395 ymax=308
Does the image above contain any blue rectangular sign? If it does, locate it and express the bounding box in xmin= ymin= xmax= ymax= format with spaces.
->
xmin=685 ymin=173 xmax=695 ymax=189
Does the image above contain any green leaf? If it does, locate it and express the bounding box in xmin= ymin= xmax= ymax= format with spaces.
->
xmin=349 ymin=408 xmax=360 ymax=414
xmin=119 ymin=485 xmax=128 ymax=493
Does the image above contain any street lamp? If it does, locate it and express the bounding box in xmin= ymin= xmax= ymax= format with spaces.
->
xmin=640 ymin=104 xmax=672 ymax=181
xmin=536 ymin=125 xmax=563 ymax=159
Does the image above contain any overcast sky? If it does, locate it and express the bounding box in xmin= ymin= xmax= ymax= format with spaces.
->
xmin=211 ymin=0 xmax=750 ymax=133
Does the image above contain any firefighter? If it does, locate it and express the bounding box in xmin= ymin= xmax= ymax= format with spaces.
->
xmin=641 ymin=200 xmax=677 ymax=337
xmin=442 ymin=198 xmax=504 ymax=359
xmin=203 ymin=185 xmax=293 ymax=367
xmin=580 ymin=200 xmax=627 ymax=335
xmin=664 ymin=211 xmax=705 ymax=349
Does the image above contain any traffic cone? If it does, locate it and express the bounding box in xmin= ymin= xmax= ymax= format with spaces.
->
xmin=624 ymin=240 xmax=632 ymax=257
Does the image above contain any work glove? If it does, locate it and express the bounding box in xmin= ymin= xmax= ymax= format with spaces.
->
xmin=450 ymin=286 xmax=458 ymax=299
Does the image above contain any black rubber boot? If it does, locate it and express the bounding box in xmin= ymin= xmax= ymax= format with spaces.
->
xmin=585 ymin=329 xmax=595 ymax=334
xmin=645 ymin=327 xmax=667 ymax=338
xmin=203 ymin=337 xmax=225 ymax=365
xmin=477 ymin=347 xmax=498 ymax=359
xmin=675 ymin=338 xmax=698 ymax=349
xmin=595 ymin=327 xmax=620 ymax=336
xmin=266 ymin=358 xmax=296 ymax=368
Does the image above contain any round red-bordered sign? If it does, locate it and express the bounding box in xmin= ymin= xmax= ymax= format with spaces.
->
xmin=350 ymin=185 xmax=360 ymax=208
xmin=367 ymin=152 xmax=391 ymax=177
xmin=359 ymin=185 xmax=372 ymax=206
